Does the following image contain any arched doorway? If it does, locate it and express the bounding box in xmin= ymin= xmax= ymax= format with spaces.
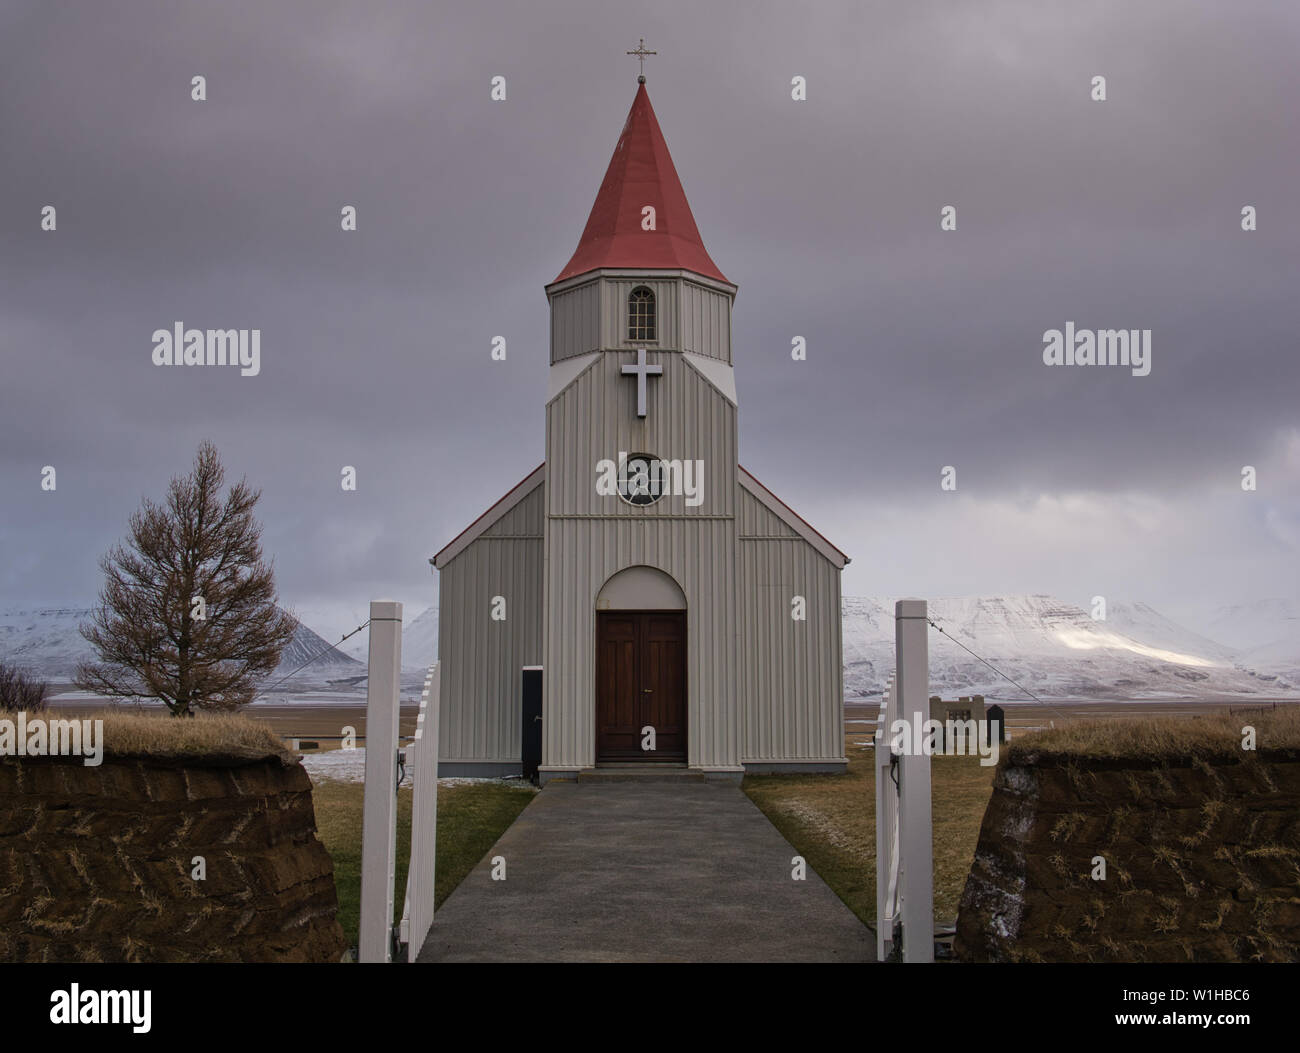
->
xmin=595 ymin=566 xmax=687 ymax=763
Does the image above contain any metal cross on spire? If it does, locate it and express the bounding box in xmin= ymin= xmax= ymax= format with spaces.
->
xmin=627 ymin=37 xmax=657 ymax=82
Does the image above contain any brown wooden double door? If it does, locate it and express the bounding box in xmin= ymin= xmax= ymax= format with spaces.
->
xmin=596 ymin=611 xmax=686 ymax=762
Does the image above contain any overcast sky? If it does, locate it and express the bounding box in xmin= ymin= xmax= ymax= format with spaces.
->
xmin=2 ymin=0 xmax=1296 ymax=640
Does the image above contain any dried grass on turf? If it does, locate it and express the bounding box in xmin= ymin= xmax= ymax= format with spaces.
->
xmin=1007 ymin=707 xmax=1300 ymax=764
xmin=61 ymin=709 xmax=292 ymax=762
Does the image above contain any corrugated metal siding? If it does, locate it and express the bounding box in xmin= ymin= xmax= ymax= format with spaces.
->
xmin=545 ymin=351 xmax=736 ymax=518
xmin=737 ymin=537 xmax=845 ymax=764
xmin=542 ymin=517 xmax=738 ymax=770
xmin=437 ymin=485 xmax=544 ymax=765
xmin=542 ymin=339 xmax=740 ymax=770
xmin=602 ymin=278 xmax=677 ymax=350
xmin=482 ymin=482 xmax=546 ymax=536
xmin=737 ymin=484 xmax=800 ymax=538
xmin=550 ymin=280 xmax=601 ymax=363
xmin=552 ymin=277 xmax=733 ymax=362
xmin=680 ymin=280 xmax=732 ymax=363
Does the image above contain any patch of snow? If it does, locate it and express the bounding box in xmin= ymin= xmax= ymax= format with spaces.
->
xmin=299 ymin=747 xmax=520 ymax=788
xmin=301 ymin=748 xmax=368 ymax=784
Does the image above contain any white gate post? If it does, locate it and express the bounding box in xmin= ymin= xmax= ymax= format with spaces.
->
xmin=360 ymin=600 xmax=402 ymax=963
xmin=402 ymin=661 xmax=440 ymax=961
xmin=874 ymin=673 xmax=897 ymax=961
xmin=895 ymin=598 xmax=933 ymax=963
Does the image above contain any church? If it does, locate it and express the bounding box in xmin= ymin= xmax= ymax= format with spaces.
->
xmin=432 ymin=76 xmax=849 ymax=782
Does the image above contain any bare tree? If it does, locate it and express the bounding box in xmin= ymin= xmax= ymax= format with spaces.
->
xmin=0 ymin=662 xmax=49 ymax=713
xmin=77 ymin=441 xmax=298 ymax=716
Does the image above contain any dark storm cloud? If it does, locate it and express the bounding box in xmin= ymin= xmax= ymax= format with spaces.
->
xmin=1 ymin=0 xmax=1296 ymax=624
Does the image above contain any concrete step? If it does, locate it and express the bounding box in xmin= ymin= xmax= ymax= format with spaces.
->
xmin=577 ymin=765 xmax=706 ymax=783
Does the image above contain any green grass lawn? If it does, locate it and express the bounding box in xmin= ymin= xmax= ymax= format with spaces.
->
xmin=742 ymin=734 xmax=996 ymax=927
xmin=312 ymin=779 xmax=537 ymax=949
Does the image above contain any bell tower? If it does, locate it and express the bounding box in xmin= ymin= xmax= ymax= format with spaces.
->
xmin=538 ymin=76 xmax=744 ymax=777
xmin=542 ymin=76 xmax=739 ymax=513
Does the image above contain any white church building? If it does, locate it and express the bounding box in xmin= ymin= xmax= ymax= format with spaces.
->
xmin=432 ymin=79 xmax=849 ymax=782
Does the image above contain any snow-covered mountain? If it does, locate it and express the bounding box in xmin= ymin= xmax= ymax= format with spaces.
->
xmin=1198 ymin=600 xmax=1300 ymax=684
xmin=0 ymin=607 xmax=362 ymax=686
xmin=400 ymin=605 xmax=438 ymax=671
xmin=1097 ymin=600 xmax=1241 ymax=665
xmin=3 ymin=594 xmax=1293 ymax=701
xmin=337 ymin=604 xmax=437 ymax=672
xmin=842 ymin=595 xmax=1299 ymax=700
xmin=0 ymin=607 xmax=96 ymax=681
xmin=272 ymin=618 xmax=365 ymax=683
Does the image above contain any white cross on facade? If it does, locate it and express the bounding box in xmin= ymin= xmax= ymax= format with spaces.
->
xmin=621 ymin=346 xmax=662 ymax=418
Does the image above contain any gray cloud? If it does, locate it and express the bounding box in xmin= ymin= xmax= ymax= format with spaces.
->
xmin=2 ymin=0 xmax=1296 ymax=634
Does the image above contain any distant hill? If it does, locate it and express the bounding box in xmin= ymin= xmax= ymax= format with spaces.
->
xmin=0 ymin=606 xmax=362 ymax=686
xmin=338 ymin=603 xmax=437 ymax=673
xmin=272 ymin=616 xmax=365 ymax=682
xmin=400 ymin=605 xmax=438 ymax=671
xmin=842 ymin=595 xmax=1299 ymax=700
xmin=1198 ymin=600 xmax=1300 ymax=684
xmin=0 ymin=607 xmax=95 ymax=681
xmin=3 ymin=594 xmax=1295 ymax=701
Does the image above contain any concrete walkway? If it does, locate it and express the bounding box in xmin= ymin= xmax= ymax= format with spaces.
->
xmin=417 ymin=781 xmax=873 ymax=963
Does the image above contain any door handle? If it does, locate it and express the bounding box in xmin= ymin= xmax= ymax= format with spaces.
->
xmin=642 ymin=688 xmax=652 ymax=694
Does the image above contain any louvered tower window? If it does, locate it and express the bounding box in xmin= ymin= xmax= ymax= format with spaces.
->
xmin=628 ymin=286 xmax=656 ymax=341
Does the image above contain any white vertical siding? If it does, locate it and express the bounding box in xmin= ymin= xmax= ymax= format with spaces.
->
xmin=736 ymin=484 xmax=800 ymax=538
xmin=550 ymin=280 xmax=602 ymax=363
xmin=602 ymin=278 xmax=677 ymax=350
xmin=551 ymin=276 xmax=733 ymax=362
xmin=680 ymin=280 xmax=733 ymax=363
xmin=545 ymin=352 xmax=736 ymax=518
xmin=736 ymin=488 xmax=845 ymax=764
xmin=543 ymin=341 xmax=740 ymax=770
xmin=437 ymin=484 xmax=544 ymax=765
xmin=542 ymin=517 xmax=738 ymax=770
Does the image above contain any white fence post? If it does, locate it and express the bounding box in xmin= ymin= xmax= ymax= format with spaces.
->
xmin=895 ymin=598 xmax=934 ymax=963
xmin=360 ymin=600 xmax=402 ymax=963
xmin=400 ymin=661 xmax=440 ymax=962
xmin=874 ymin=672 xmax=898 ymax=960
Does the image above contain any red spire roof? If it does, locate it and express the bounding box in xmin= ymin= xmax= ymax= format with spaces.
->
xmin=553 ymin=82 xmax=728 ymax=285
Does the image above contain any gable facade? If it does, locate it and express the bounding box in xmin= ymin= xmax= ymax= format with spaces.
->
xmin=431 ymin=82 xmax=847 ymax=781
